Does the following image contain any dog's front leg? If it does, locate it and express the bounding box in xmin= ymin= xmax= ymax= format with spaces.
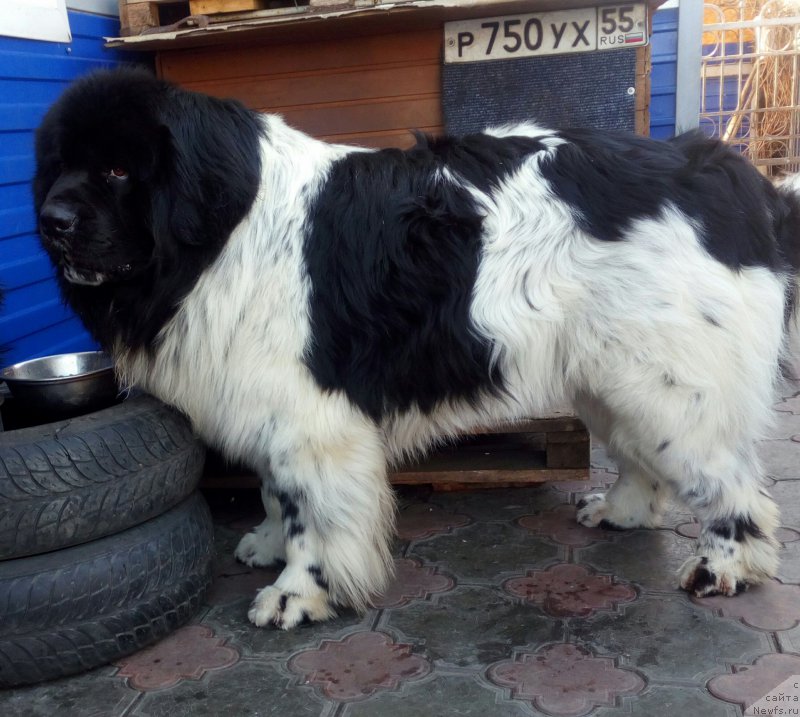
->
xmin=235 ymin=482 xmax=287 ymax=568
xmin=246 ymin=411 xmax=395 ymax=629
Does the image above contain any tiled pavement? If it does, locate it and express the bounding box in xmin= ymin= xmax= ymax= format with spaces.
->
xmin=2 ymin=375 xmax=799 ymax=716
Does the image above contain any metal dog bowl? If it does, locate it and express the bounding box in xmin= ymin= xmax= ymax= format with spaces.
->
xmin=0 ymin=351 xmax=119 ymax=418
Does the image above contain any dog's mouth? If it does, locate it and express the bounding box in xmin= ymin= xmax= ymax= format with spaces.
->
xmin=62 ymin=255 xmax=134 ymax=286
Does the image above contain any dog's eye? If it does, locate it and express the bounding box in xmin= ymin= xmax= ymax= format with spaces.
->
xmin=106 ymin=168 xmax=129 ymax=180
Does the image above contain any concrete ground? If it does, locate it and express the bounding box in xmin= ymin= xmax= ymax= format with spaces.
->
xmin=2 ymin=371 xmax=799 ymax=716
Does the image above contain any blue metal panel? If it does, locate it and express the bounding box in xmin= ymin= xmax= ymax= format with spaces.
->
xmin=650 ymin=7 xmax=678 ymax=139
xmin=0 ymin=11 xmax=150 ymax=366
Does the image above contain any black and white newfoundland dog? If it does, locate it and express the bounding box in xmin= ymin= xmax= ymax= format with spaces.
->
xmin=35 ymin=68 xmax=799 ymax=629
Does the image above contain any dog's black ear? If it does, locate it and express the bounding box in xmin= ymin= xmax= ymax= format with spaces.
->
xmin=152 ymin=88 xmax=262 ymax=249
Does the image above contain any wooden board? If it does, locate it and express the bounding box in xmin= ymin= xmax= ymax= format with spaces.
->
xmin=157 ymin=29 xmax=444 ymax=148
xmin=201 ymin=414 xmax=590 ymax=492
xmin=190 ymin=0 xmax=266 ymax=13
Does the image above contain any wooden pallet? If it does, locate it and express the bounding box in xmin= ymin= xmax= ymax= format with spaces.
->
xmin=119 ymin=0 xmax=357 ymax=37
xmin=201 ymin=413 xmax=589 ymax=492
xmin=390 ymin=414 xmax=589 ymax=490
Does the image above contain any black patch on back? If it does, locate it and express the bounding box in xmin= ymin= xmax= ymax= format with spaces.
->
xmin=539 ymin=128 xmax=787 ymax=270
xmin=303 ymin=134 xmax=544 ymax=420
xmin=415 ymin=133 xmax=547 ymax=192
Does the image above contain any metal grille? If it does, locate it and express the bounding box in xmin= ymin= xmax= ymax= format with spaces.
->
xmin=700 ymin=0 xmax=800 ymax=176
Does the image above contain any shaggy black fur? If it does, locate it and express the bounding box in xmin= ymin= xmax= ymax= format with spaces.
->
xmin=302 ymin=135 xmax=543 ymax=421
xmin=540 ymin=128 xmax=796 ymax=272
xmin=33 ymin=67 xmax=262 ymax=352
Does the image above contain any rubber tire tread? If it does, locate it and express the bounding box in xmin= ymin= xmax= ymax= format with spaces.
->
xmin=0 ymin=394 xmax=205 ymax=559
xmin=0 ymin=492 xmax=214 ymax=688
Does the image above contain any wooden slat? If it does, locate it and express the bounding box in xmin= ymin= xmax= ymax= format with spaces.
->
xmin=190 ymin=0 xmax=266 ymax=13
xmin=158 ymin=28 xmax=442 ymax=147
xmin=390 ymin=468 xmax=588 ymax=485
xmin=158 ymin=29 xmax=443 ymax=83
xmin=275 ymin=95 xmax=441 ymax=138
xmin=188 ymin=63 xmax=440 ymax=110
xmin=201 ymin=467 xmax=589 ymax=490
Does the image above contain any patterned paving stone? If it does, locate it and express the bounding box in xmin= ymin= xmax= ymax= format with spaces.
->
xmin=776 ymin=622 xmax=800 ymax=653
xmin=517 ymin=504 xmax=616 ymax=546
xmin=552 ymin=468 xmax=618 ymax=494
xmin=692 ymin=579 xmax=800 ymax=631
xmin=770 ymin=481 xmax=800 ymax=528
xmin=373 ymin=558 xmax=455 ymax=608
xmin=344 ymin=674 xmax=530 ymax=717
xmin=205 ymin=547 xmax=281 ymax=606
xmin=771 ymin=482 xmax=800 ymax=582
xmin=769 ymin=409 xmax=800 ymax=438
xmin=431 ymin=484 xmax=568 ymax=522
xmin=114 ymin=625 xmax=239 ymax=691
xmin=132 ymin=661 xmax=328 ymax=717
xmin=408 ymin=521 xmax=561 ymax=581
xmin=774 ymin=394 xmax=800 ymax=414
xmin=574 ymin=529 xmax=695 ymax=591
xmin=707 ymin=653 xmax=800 ymax=714
xmin=760 ymin=439 xmax=800 ymax=481
xmin=487 ymin=643 xmax=645 ymax=717
xmin=396 ymin=503 xmax=471 ymax=540
xmin=592 ymin=684 xmax=739 ymax=717
xmin=504 ymin=563 xmax=637 ymax=618
xmin=591 ymin=444 xmax=618 ymax=472
xmin=287 ymin=631 xmax=430 ymax=702
xmin=0 ymin=666 xmax=138 ymax=717
xmin=571 ymin=595 xmax=773 ymax=683
xmin=778 ymin=540 xmax=800 ymax=583
xmin=201 ymin=599 xmax=374 ymax=660
xmin=385 ymin=585 xmax=564 ymax=668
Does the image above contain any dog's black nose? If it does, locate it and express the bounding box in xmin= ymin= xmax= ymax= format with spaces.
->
xmin=40 ymin=203 xmax=77 ymax=238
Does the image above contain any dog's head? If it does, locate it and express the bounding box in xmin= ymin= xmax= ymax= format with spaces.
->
xmin=34 ymin=67 xmax=262 ymax=289
xmin=33 ymin=68 xmax=262 ymax=349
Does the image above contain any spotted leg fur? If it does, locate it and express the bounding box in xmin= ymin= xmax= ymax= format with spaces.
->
xmin=246 ymin=406 xmax=394 ymax=630
xmin=676 ymin=475 xmax=780 ymax=597
xmin=248 ymin=494 xmax=336 ymax=628
xmin=576 ymin=462 xmax=667 ymax=530
xmin=234 ymin=484 xmax=287 ymax=568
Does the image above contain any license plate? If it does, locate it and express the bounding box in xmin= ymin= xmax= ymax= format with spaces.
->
xmin=444 ymin=3 xmax=648 ymax=64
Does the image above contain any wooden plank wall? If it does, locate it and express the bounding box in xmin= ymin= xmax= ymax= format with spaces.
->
xmin=157 ymin=30 xmax=443 ymax=149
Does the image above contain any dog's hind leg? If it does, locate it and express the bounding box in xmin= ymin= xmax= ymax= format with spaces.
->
xmin=576 ymin=460 xmax=668 ymax=530
xmin=234 ymin=483 xmax=287 ymax=568
xmin=673 ymin=447 xmax=780 ymax=596
xmin=247 ymin=404 xmax=394 ymax=629
xmin=576 ymin=390 xmax=780 ymax=595
xmin=573 ymin=394 xmax=668 ymax=530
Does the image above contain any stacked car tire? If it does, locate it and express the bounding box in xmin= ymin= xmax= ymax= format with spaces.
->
xmin=0 ymin=394 xmax=211 ymax=688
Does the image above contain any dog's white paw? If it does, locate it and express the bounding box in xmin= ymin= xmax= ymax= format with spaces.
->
xmin=248 ymin=586 xmax=335 ymax=629
xmin=678 ymin=556 xmax=749 ymax=597
xmin=234 ymin=525 xmax=286 ymax=568
xmin=575 ymin=494 xmax=609 ymax=528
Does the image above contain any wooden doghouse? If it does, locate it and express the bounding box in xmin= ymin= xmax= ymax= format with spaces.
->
xmin=109 ymin=0 xmax=667 ymax=486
